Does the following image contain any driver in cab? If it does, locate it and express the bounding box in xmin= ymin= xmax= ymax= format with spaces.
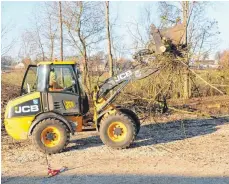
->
xmin=49 ymin=68 xmax=63 ymax=91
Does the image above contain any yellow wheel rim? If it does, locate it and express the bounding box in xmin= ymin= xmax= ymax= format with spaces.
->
xmin=41 ymin=126 xmax=61 ymax=147
xmin=107 ymin=122 xmax=127 ymax=142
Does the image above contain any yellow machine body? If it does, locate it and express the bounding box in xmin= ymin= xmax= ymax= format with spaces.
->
xmin=4 ymin=92 xmax=41 ymax=140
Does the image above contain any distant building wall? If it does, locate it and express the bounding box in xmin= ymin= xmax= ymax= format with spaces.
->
xmin=190 ymin=60 xmax=219 ymax=69
xmin=15 ymin=63 xmax=25 ymax=69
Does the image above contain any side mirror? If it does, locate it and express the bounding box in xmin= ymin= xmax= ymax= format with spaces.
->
xmin=27 ymin=83 xmax=31 ymax=93
xmin=71 ymin=80 xmax=76 ymax=85
xmin=21 ymin=88 xmax=27 ymax=95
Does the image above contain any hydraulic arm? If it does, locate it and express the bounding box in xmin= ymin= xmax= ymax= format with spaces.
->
xmin=93 ymin=63 xmax=161 ymax=118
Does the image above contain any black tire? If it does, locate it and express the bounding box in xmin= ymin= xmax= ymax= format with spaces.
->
xmin=118 ymin=108 xmax=141 ymax=135
xmin=32 ymin=118 xmax=70 ymax=154
xmin=100 ymin=113 xmax=136 ymax=149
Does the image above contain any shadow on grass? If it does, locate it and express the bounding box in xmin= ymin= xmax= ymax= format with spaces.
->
xmin=2 ymin=174 xmax=229 ymax=184
xmin=64 ymin=116 xmax=229 ymax=152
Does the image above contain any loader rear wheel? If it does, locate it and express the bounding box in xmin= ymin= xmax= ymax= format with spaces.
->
xmin=100 ymin=113 xmax=136 ymax=149
xmin=32 ymin=118 xmax=70 ymax=154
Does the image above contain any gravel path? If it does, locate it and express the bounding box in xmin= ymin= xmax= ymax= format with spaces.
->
xmin=2 ymin=116 xmax=229 ymax=184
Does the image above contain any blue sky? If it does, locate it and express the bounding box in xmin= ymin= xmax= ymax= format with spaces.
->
xmin=1 ymin=1 xmax=229 ymax=60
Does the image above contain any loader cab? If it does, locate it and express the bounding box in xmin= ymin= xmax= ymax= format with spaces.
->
xmin=21 ymin=61 xmax=89 ymax=115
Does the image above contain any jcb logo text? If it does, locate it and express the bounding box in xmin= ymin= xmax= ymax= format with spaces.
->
xmin=15 ymin=105 xmax=39 ymax=114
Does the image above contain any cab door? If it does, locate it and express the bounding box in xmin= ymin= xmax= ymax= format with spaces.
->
xmin=47 ymin=65 xmax=81 ymax=115
xmin=20 ymin=65 xmax=37 ymax=95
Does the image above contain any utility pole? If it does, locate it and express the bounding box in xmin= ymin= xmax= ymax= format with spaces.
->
xmin=182 ymin=1 xmax=191 ymax=99
xmin=59 ymin=1 xmax=63 ymax=61
xmin=105 ymin=1 xmax=114 ymax=77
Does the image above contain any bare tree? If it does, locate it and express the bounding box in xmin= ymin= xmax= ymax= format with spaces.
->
xmin=105 ymin=1 xmax=114 ymax=77
xmin=182 ymin=1 xmax=190 ymax=99
xmin=126 ymin=3 xmax=157 ymax=52
xmin=30 ymin=12 xmax=46 ymax=61
xmin=158 ymin=2 xmax=219 ymax=58
xmin=1 ymin=22 xmax=17 ymax=56
xmin=62 ymin=1 xmax=105 ymax=94
xmin=1 ymin=56 xmax=15 ymax=69
xmin=19 ymin=31 xmax=37 ymax=59
xmin=41 ymin=2 xmax=58 ymax=61
xmin=157 ymin=1 xmax=219 ymax=99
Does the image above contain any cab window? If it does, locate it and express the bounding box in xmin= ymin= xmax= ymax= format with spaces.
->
xmin=49 ymin=65 xmax=78 ymax=94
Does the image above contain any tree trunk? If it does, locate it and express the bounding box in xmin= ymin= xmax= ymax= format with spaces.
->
xmin=48 ymin=12 xmax=54 ymax=61
xmin=38 ymin=34 xmax=45 ymax=61
xmin=38 ymin=33 xmax=45 ymax=61
xmin=80 ymin=38 xmax=92 ymax=96
xmin=182 ymin=1 xmax=191 ymax=99
xmin=77 ymin=2 xmax=92 ymax=97
xmin=59 ymin=1 xmax=63 ymax=61
xmin=105 ymin=1 xmax=114 ymax=77
xmin=50 ymin=36 xmax=54 ymax=61
xmin=59 ymin=1 xmax=64 ymax=87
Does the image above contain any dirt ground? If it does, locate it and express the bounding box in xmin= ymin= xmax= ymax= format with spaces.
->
xmin=2 ymin=114 xmax=229 ymax=184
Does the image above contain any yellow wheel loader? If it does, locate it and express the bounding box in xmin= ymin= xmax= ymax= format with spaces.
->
xmin=4 ymin=23 xmax=183 ymax=154
xmin=4 ymin=60 xmax=160 ymax=154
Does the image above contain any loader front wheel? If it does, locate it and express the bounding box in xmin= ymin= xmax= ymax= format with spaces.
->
xmin=32 ymin=118 xmax=70 ymax=154
xmin=118 ymin=108 xmax=141 ymax=135
xmin=100 ymin=113 xmax=136 ymax=149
